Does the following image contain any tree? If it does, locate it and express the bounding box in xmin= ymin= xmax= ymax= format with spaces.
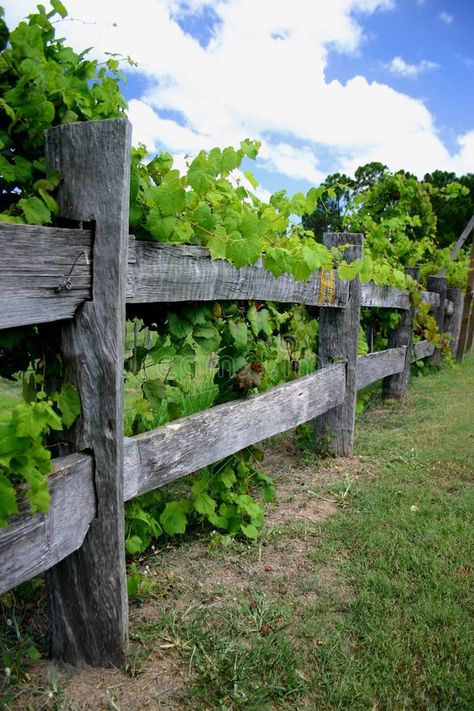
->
xmin=424 ymin=170 xmax=474 ymax=250
xmin=302 ymin=172 xmax=354 ymax=239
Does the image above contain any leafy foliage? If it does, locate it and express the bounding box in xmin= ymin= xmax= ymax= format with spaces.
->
xmin=0 ymin=4 xmax=127 ymax=224
xmin=303 ymin=163 xmax=470 ymax=290
xmin=0 ymin=381 xmax=80 ymax=527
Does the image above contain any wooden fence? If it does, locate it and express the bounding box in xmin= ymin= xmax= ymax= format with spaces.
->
xmin=0 ymin=119 xmax=470 ymax=667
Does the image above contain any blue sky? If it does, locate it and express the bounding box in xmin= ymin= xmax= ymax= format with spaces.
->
xmin=4 ymin=0 xmax=474 ymax=198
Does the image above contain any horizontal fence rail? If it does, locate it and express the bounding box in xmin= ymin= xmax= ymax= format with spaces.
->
xmin=1 ymin=228 xmax=449 ymax=328
xmin=0 ymin=223 xmax=92 ymax=328
xmin=356 ymin=347 xmax=406 ymax=390
xmin=0 ymin=453 xmax=95 ymax=595
xmin=122 ymin=362 xmax=346 ymax=500
xmin=126 ymin=241 xmax=349 ymax=307
xmin=413 ymin=339 xmax=435 ymax=360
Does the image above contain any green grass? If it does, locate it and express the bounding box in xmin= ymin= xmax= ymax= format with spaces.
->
xmin=0 ymin=378 xmax=22 ymax=414
xmin=304 ymin=358 xmax=474 ymax=710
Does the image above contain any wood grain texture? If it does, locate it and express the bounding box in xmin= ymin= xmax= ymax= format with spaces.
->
xmin=382 ymin=267 xmax=419 ymax=399
xmin=360 ymin=283 xmax=410 ymax=310
xmin=126 ymin=240 xmax=349 ymax=307
xmin=123 ymin=363 xmax=346 ymax=500
xmin=427 ymin=276 xmax=447 ymax=366
xmin=45 ymin=119 xmax=131 ymax=667
xmin=456 ymin=239 xmax=474 ymax=362
xmin=421 ymin=290 xmax=440 ymax=310
xmin=0 ymin=223 xmax=92 ymax=328
xmin=356 ymin=348 xmax=407 ymax=391
xmin=444 ymin=288 xmax=464 ymax=357
xmin=0 ymin=454 xmax=94 ymax=596
xmin=412 ymin=340 xmax=435 ymax=360
xmin=316 ymin=233 xmax=363 ymax=456
xmin=444 ymin=299 xmax=454 ymax=317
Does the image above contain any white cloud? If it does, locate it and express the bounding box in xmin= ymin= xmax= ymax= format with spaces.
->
xmin=438 ymin=11 xmax=453 ymax=24
xmin=385 ymin=56 xmax=440 ymax=78
xmin=3 ymin=0 xmax=472 ymax=187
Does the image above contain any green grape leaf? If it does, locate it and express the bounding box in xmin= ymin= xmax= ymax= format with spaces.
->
xmin=243 ymin=170 xmax=259 ymax=190
xmin=142 ymin=379 xmax=167 ymax=407
xmin=153 ymin=182 xmax=185 ymax=217
xmin=52 ymin=383 xmax=81 ymax=428
xmin=18 ymin=197 xmax=51 ymax=225
xmin=125 ymin=535 xmax=145 ymax=555
xmin=159 ymin=500 xmax=191 ymax=535
xmin=168 ymin=313 xmax=192 ymax=339
xmin=218 ymin=467 xmax=237 ymax=489
xmin=194 ymin=492 xmax=217 ymax=517
xmin=221 ymin=147 xmax=240 ymax=173
xmin=193 ymin=203 xmax=215 ymax=233
xmin=0 ymin=473 xmax=18 ymax=527
xmin=240 ymin=139 xmax=260 ymax=160
xmin=147 ymin=152 xmax=173 ymax=178
xmin=359 ymin=255 xmax=373 ymax=282
xmin=207 ymin=226 xmax=228 ymax=260
xmin=146 ymin=209 xmax=176 ymax=240
xmin=228 ymin=320 xmax=248 ymax=351
xmin=240 ymin=523 xmax=259 ymax=539
xmin=226 ymin=230 xmax=261 ymax=268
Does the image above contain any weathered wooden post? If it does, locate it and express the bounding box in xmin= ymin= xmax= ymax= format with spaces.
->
xmin=426 ymin=275 xmax=447 ymax=367
xmin=456 ymin=239 xmax=474 ymax=362
xmin=45 ymin=119 xmax=132 ymax=666
xmin=382 ymin=267 xmax=419 ymax=399
xmin=444 ymin=288 xmax=464 ymax=358
xmin=316 ymin=232 xmax=363 ymax=456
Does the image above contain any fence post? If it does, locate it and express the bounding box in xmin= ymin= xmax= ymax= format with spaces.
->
xmin=45 ymin=119 xmax=132 ymax=666
xmin=456 ymin=239 xmax=474 ymax=362
xmin=445 ymin=288 xmax=464 ymax=358
xmin=315 ymin=232 xmax=363 ymax=456
xmin=426 ymin=275 xmax=447 ymax=367
xmin=382 ymin=267 xmax=419 ymax=399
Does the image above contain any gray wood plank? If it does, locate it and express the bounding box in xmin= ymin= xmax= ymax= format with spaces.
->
xmin=357 ymin=347 xmax=407 ymax=391
xmin=412 ymin=340 xmax=435 ymax=360
xmin=427 ymin=276 xmax=447 ymax=366
xmin=422 ymin=290 xmax=440 ymax=310
xmin=361 ymin=282 xmax=410 ymax=310
xmin=445 ymin=289 xmax=464 ymax=357
xmin=382 ymin=267 xmax=419 ymax=399
xmin=360 ymin=283 xmax=440 ymax=311
xmin=0 ymin=453 xmax=94 ymax=596
xmin=45 ymin=119 xmax=132 ymax=667
xmin=123 ymin=363 xmax=346 ymax=500
xmin=126 ymin=240 xmax=349 ymax=307
xmin=456 ymin=239 xmax=474 ymax=362
xmin=316 ymin=233 xmax=363 ymax=456
xmin=0 ymin=223 xmax=92 ymax=328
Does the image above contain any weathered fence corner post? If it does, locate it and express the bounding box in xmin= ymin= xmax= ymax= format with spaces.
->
xmin=382 ymin=267 xmax=419 ymax=399
xmin=45 ymin=119 xmax=132 ymax=666
xmin=445 ymin=288 xmax=464 ymax=358
xmin=456 ymin=238 xmax=474 ymax=361
xmin=426 ymin=275 xmax=447 ymax=367
xmin=315 ymin=232 xmax=363 ymax=456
